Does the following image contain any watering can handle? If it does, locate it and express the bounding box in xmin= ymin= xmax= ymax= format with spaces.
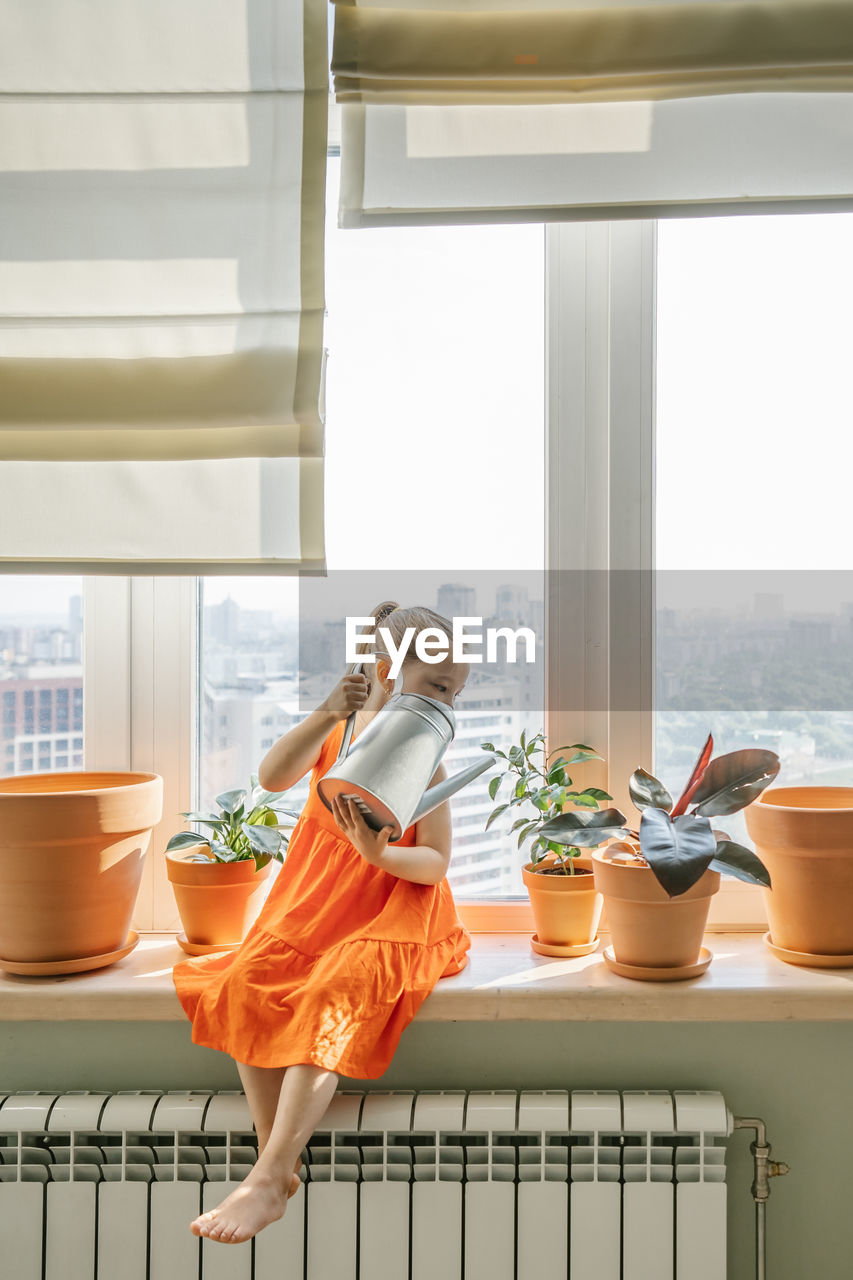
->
xmin=336 ymin=660 xmax=405 ymax=762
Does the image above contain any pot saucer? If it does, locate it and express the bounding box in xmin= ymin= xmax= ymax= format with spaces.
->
xmin=530 ymin=934 xmax=600 ymax=958
xmin=602 ymin=945 xmax=712 ymax=982
xmin=0 ymin=930 xmax=140 ymax=977
xmin=176 ymin=932 xmax=241 ymax=956
xmin=763 ymin=932 xmax=853 ymax=969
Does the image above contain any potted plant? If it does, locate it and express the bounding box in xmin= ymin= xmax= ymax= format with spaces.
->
xmin=582 ymin=734 xmax=778 ymax=979
xmin=482 ymin=732 xmax=629 ymax=956
xmin=166 ymin=776 xmax=298 ymax=953
xmin=745 ymin=785 xmax=853 ymax=964
xmin=0 ymin=770 xmax=163 ymax=974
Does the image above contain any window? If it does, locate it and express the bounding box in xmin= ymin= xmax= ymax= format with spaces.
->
xmin=197 ymin=154 xmax=546 ymax=902
xmin=655 ymin=214 xmax=853 ymax=878
xmin=0 ymin=578 xmax=84 ymax=779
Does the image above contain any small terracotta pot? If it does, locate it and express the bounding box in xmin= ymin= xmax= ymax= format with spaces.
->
xmin=745 ymin=786 xmax=853 ymax=955
xmin=592 ymin=846 xmax=720 ymax=968
xmin=522 ymin=858 xmax=602 ymax=946
xmin=166 ymin=851 xmax=273 ymax=946
xmin=0 ymin=771 xmax=163 ymax=963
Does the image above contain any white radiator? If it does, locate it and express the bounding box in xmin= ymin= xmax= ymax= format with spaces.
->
xmin=0 ymin=1088 xmax=730 ymax=1280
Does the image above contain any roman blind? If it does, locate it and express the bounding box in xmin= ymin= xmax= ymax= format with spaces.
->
xmin=331 ymin=0 xmax=853 ymax=226
xmin=0 ymin=0 xmax=328 ymax=573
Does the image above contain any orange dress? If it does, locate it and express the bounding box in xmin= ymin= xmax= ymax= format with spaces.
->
xmin=171 ymin=719 xmax=471 ymax=1079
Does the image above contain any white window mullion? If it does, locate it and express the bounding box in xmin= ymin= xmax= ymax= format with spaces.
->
xmin=545 ymin=220 xmax=657 ymax=813
xmin=129 ymin=577 xmax=197 ymax=932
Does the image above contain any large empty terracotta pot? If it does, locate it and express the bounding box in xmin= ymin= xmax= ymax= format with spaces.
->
xmin=166 ymin=851 xmax=273 ymax=946
xmin=592 ymin=846 xmax=720 ymax=968
xmin=745 ymin=786 xmax=853 ymax=955
xmin=0 ymin=771 xmax=163 ymax=963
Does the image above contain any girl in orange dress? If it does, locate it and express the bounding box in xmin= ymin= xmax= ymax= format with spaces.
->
xmin=172 ymin=602 xmax=472 ymax=1245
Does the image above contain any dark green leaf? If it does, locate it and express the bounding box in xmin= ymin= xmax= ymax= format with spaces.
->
xmin=710 ymin=840 xmax=771 ymax=889
xmin=488 ymin=775 xmax=502 ymax=801
xmin=690 ymin=749 xmax=781 ymax=817
xmin=515 ymin=778 xmax=527 ymax=799
xmin=581 ymin=787 xmax=613 ymax=802
xmin=639 ymin=806 xmax=716 ymax=897
xmin=520 ymin=729 xmax=527 ymax=751
xmin=547 ymin=765 xmax=568 ymax=786
xmin=242 ymin=822 xmax=283 ymax=855
xmin=538 ymin=807 xmax=628 ymax=847
xmin=571 ymin=793 xmax=599 ymax=808
xmin=629 ymin=767 xmax=674 ymax=814
xmin=166 ymin=832 xmax=210 ymax=852
xmin=481 ymin=742 xmax=496 ymax=753
xmin=485 ymin=804 xmax=509 ymax=831
xmin=510 ymin=816 xmax=533 ymax=833
xmin=517 ymin=821 xmax=539 ymax=849
xmin=216 ymin=789 xmax=247 ymax=817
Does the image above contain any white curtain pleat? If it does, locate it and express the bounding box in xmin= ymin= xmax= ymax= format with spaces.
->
xmin=0 ymin=0 xmax=328 ymax=572
xmin=333 ymin=0 xmax=853 ymax=226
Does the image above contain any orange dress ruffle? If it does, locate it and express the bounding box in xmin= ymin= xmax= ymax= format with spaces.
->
xmin=171 ymin=719 xmax=471 ymax=1079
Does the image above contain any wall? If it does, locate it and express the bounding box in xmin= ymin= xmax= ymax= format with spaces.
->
xmin=2 ymin=1019 xmax=850 ymax=1280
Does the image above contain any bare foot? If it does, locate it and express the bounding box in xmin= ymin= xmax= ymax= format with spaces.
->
xmin=190 ymin=1158 xmax=302 ymax=1244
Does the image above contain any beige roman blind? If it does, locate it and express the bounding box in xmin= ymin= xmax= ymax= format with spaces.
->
xmin=0 ymin=0 xmax=328 ymax=572
xmin=332 ymin=0 xmax=853 ymax=226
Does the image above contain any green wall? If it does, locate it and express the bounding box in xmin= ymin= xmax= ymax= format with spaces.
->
xmin=2 ymin=1019 xmax=850 ymax=1279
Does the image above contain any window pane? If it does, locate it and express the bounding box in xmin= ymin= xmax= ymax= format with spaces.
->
xmin=197 ymin=156 xmax=546 ymax=899
xmin=0 ymin=576 xmax=84 ymax=777
xmin=655 ymin=214 xmax=853 ymax=846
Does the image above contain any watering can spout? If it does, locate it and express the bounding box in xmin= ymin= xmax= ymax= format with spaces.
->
xmin=411 ymin=754 xmax=497 ymax=825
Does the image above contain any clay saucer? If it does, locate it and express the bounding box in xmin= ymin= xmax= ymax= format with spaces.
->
xmin=176 ymin=932 xmax=241 ymax=956
xmin=0 ymin=930 xmax=140 ymax=977
xmin=530 ymin=934 xmax=600 ymax=958
xmin=602 ymin=945 xmax=713 ymax=982
xmin=763 ymin=933 xmax=853 ymax=969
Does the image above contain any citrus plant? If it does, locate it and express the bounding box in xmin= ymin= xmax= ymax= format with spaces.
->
xmin=481 ymin=730 xmax=628 ymax=874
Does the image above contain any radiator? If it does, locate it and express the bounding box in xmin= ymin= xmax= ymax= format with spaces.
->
xmin=0 ymin=1088 xmax=730 ymax=1280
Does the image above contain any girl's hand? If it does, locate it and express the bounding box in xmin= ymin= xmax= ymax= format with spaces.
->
xmin=321 ymin=672 xmax=371 ymax=722
xmin=330 ymin=794 xmax=394 ymax=866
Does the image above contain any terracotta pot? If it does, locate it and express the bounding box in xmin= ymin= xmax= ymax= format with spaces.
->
xmin=166 ymin=851 xmax=273 ymax=946
xmin=592 ymin=846 xmax=720 ymax=968
xmin=0 ymin=771 xmax=163 ymax=963
xmin=522 ymin=858 xmax=602 ymax=946
xmin=745 ymin=786 xmax=853 ymax=955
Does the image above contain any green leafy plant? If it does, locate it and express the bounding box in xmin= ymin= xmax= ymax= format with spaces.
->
xmin=621 ymin=732 xmax=779 ymax=897
xmin=165 ymin=775 xmax=300 ymax=872
xmin=481 ymin=731 xmax=628 ymax=874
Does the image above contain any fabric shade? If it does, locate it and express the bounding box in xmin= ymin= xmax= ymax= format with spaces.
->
xmin=332 ymin=0 xmax=853 ymax=105
xmin=333 ymin=0 xmax=853 ymax=227
xmin=0 ymin=0 xmax=328 ymax=572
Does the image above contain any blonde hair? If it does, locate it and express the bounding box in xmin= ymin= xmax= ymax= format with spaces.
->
xmin=349 ymin=600 xmax=454 ymax=673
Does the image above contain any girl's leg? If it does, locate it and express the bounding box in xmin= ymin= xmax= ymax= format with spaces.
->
xmin=234 ymin=1060 xmax=286 ymax=1153
xmin=190 ymin=1063 xmax=339 ymax=1244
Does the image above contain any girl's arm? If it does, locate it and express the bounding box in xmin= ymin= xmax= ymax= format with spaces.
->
xmin=257 ymin=672 xmax=370 ymax=793
xmin=330 ymin=761 xmax=452 ymax=886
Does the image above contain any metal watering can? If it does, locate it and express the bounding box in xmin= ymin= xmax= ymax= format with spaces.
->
xmin=318 ymin=664 xmax=496 ymax=842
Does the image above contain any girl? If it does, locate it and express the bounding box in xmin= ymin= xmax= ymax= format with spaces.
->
xmin=171 ymin=602 xmax=471 ymax=1245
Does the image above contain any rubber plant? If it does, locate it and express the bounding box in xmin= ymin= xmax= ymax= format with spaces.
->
xmin=165 ymin=775 xmax=299 ymax=872
xmin=482 ymin=731 xmax=629 ymax=873
xmin=611 ymin=733 xmax=779 ymax=897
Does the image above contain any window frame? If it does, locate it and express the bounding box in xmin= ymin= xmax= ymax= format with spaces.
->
xmin=83 ymin=219 xmax=764 ymax=932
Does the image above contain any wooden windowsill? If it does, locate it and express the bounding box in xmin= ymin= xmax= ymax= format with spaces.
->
xmin=0 ymin=932 xmax=852 ymax=1022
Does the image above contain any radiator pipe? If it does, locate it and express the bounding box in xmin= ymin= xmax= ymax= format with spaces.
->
xmin=733 ymin=1116 xmax=790 ymax=1280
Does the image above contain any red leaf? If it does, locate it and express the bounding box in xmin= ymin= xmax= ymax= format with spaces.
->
xmin=670 ymin=732 xmax=714 ymax=817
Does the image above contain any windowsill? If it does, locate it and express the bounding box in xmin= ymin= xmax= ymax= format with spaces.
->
xmin=1 ymin=932 xmax=852 ymax=1022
